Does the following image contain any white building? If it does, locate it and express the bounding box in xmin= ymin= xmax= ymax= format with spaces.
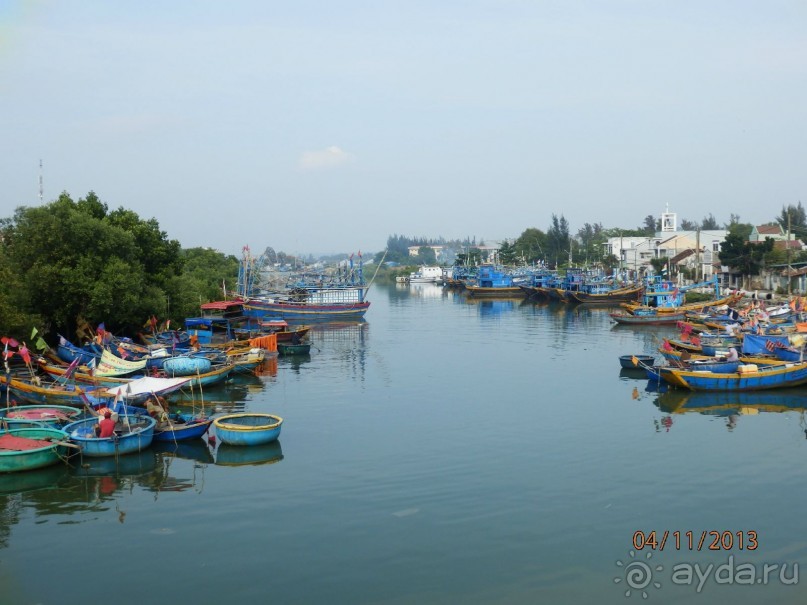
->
xmin=604 ymin=207 xmax=728 ymax=279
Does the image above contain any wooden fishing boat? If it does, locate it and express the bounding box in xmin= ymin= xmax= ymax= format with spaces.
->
xmin=0 ymin=405 xmax=83 ymax=427
xmin=610 ymin=311 xmax=686 ymax=325
xmin=41 ymin=360 xmax=233 ymax=392
xmin=63 ymin=415 xmax=156 ymax=457
xmin=2 ymin=376 xmax=111 ymax=407
xmin=153 ymin=413 xmax=213 ymax=442
xmin=277 ymin=342 xmax=312 ymax=356
xmin=56 ymin=338 xmax=102 ymax=365
xmin=226 ymin=347 xmax=266 ymax=373
xmin=213 ymin=413 xmax=282 ymax=446
xmin=463 ymin=265 xmax=530 ymax=298
xmin=276 ymin=326 xmax=311 ymax=342
xmin=569 ymin=285 xmax=643 ymax=305
xmin=0 ymin=426 xmax=71 ymax=473
xmin=618 ymin=354 xmax=654 ymax=369
xmin=658 ymin=360 xmax=807 ymax=391
xmin=113 ymin=403 xmax=214 ymax=442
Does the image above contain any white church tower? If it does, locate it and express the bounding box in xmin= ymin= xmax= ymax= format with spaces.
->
xmin=661 ymin=203 xmax=677 ymax=232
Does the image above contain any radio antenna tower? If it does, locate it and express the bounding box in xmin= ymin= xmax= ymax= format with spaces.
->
xmin=39 ymin=159 xmax=43 ymax=203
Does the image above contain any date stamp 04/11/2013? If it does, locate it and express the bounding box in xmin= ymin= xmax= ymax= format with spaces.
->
xmin=632 ymin=530 xmax=758 ymax=552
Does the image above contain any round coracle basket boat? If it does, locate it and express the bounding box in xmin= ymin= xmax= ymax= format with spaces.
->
xmin=213 ymin=413 xmax=283 ymax=446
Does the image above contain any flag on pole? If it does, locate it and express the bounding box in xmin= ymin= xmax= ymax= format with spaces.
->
xmin=18 ymin=342 xmax=30 ymax=365
xmin=63 ymin=357 xmax=80 ymax=379
xmin=86 ymin=357 xmax=96 ymax=376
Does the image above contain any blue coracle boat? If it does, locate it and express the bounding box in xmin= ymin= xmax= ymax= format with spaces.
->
xmin=63 ymin=415 xmax=156 ymax=457
xmin=213 ymin=413 xmax=282 ymax=446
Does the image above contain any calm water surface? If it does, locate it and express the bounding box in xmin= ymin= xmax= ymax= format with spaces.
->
xmin=2 ymin=283 xmax=807 ymax=604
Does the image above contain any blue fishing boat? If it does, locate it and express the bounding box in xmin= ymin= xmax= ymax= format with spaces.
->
xmin=213 ymin=413 xmax=282 ymax=446
xmin=56 ymin=337 xmax=102 ymax=365
xmin=464 ymin=265 xmax=527 ymax=298
xmin=0 ymin=426 xmax=71 ymax=473
xmin=658 ymin=360 xmax=807 ymax=391
xmin=619 ymin=354 xmax=655 ymax=369
xmin=610 ymin=310 xmax=686 ymax=325
xmin=153 ymin=413 xmax=214 ymax=442
xmin=63 ymin=415 xmax=156 ymax=457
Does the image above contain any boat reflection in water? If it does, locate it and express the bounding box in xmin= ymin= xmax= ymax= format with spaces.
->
xmin=654 ymin=389 xmax=807 ymax=433
xmin=151 ymin=439 xmax=215 ymax=465
xmin=465 ymin=298 xmax=515 ymax=317
xmin=0 ymin=463 xmax=71 ymax=495
xmin=215 ymin=441 xmax=284 ymax=467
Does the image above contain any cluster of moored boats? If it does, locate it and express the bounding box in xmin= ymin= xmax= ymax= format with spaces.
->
xmin=619 ymin=293 xmax=807 ymax=392
xmin=0 ymin=321 xmax=297 ymax=473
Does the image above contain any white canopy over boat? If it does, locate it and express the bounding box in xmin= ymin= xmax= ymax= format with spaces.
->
xmin=104 ymin=376 xmax=190 ymax=398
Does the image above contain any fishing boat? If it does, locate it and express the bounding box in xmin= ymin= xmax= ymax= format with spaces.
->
xmin=277 ymin=342 xmax=312 ymax=356
xmin=465 ymin=264 xmax=527 ymax=298
xmin=610 ymin=311 xmax=686 ymax=325
xmin=2 ymin=376 xmax=111 ymax=407
xmin=63 ymin=415 xmax=156 ymax=457
xmin=569 ymin=284 xmax=643 ymax=305
xmin=259 ymin=320 xmax=311 ymax=342
xmin=618 ymin=354 xmax=654 ymax=369
xmin=620 ymin=275 xmax=743 ymax=315
xmin=0 ymin=426 xmax=71 ymax=473
xmin=213 ymin=413 xmax=283 ymax=446
xmin=408 ymin=266 xmax=443 ymax=283
xmin=226 ymin=347 xmax=266 ymax=373
xmin=242 ymin=290 xmax=370 ymax=323
xmin=657 ymin=360 xmax=807 ymax=391
xmin=0 ymin=405 xmax=83 ymax=427
xmin=153 ymin=413 xmax=214 ymax=442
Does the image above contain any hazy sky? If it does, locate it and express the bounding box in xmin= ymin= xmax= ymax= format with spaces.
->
xmin=1 ymin=1 xmax=805 ymax=257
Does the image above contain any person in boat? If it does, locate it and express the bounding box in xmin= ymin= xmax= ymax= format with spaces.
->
xmin=726 ymin=347 xmax=739 ymax=362
xmin=95 ymin=411 xmax=116 ymax=438
xmin=291 ymin=331 xmax=302 ymax=345
xmin=146 ymin=395 xmax=169 ymax=425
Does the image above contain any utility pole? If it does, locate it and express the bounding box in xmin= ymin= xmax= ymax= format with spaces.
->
xmin=788 ymin=211 xmax=792 ymax=297
xmin=696 ymin=228 xmax=701 ymax=282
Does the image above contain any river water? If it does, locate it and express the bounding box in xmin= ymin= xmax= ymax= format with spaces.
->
xmin=2 ymin=283 xmax=806 ymax=604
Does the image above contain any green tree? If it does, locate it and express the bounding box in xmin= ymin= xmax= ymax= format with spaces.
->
xmin=513 ymin=228 xmax=547 ymax=264
xmin=701 ymin=214 xmax=720 ymax=230
xmin=641 ymin=215 xmax=659 ymax=235
xmin=718 ymin=233 xmax=773 ymax=276
xmin=777 ymin=202 xmax=807 ymax=232
xmin=547 ymin=214 xmax=570 ymax=267
xmin=416 ymin=246 xmax=437 ymax=265
xmin=1 ymin=191 xmax=184 ymax=339
xmin=498 ymin=240 xmax=517 ymax=265
xmin=680 ymin=219 xmax=697 ymax=231
xmin=576 ymin=222 xmax=604 ymax=264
